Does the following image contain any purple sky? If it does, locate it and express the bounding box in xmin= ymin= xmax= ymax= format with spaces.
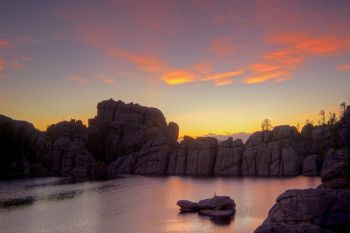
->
xmin=1 ymin=0 xmax=350 ymax=137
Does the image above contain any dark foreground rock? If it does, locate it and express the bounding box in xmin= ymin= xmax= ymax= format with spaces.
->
xmin=254 ymin=188 xmax=350 ymax=233
xmin=255 ymin=223 xmax=332 ymax=233
xmin=177 ymin=195 xmax=235 ymax=222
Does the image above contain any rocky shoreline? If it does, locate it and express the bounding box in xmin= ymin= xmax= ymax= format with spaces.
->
xmin=1 ymin=98 xmax=350 ymax=232
xmin=1 ymin=98 xmax=349 ymax=180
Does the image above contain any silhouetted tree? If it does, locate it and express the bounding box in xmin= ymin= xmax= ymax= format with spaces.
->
xmin=340 ymin=102 xmax=346 ymax=117
xmin=319 ymin=109 xmax=325 ymax=125
xmin=261 ymin=119 xmax=272 ymax=131
xmin=328 ymin=111 xmax=337 ymax=125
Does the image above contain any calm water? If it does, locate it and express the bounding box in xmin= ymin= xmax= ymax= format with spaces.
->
xmin=0 ymin=176 xmax=320 ymax=233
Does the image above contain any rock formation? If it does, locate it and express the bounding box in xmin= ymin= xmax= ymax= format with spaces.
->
xmin=177 ymin=195 xmax=236 ymax=220
xmin=214 ymin=138 xmax=243 ymax=176
xmin=254 ymin=186 xmax=350 ymax=233
xmin=1 ymin=99 xmax=350 ymax=179
xmin=87 ymin=99 xmax=178 ymax=163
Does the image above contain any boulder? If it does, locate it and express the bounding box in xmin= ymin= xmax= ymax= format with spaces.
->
xmin=186 ymin=137 xmax=218 ymax=175
xmin=198 ymin=195 xmax=235 ymax=210
xmin=255 ymin=222 xmax=332 ymax=233
xmin=167 ymin=122 xmax=179 ymax=141
xmin=245 ymin=131 xmax=272 ymax=148
xmin=256 ymin=188 xmax=350 ymax=231
xmin=177 ymin=196 xmax=235 ymax=211
xmin=318 ymin=178 xmax=350 ymax=190
xmin=272 ymin=125 xmax=299 ymax=147
xmin=176 ymin=200 xmax=199 ymax=212
xmin=214 ymin=138 xmax=243 ymax=176
xmin=198 ymin=209 xmax=235 ymax=219
xmin=176 ymin=196 xmax=236 ymax=223
xmin=321 ymin=148 xmax=349 ymax=182
xmin=134 ymin=138 xmax=174 ymax=175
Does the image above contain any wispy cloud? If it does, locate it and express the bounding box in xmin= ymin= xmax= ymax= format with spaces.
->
xmin=68 ymin=75 xmax=90 ymax=84
xmin=109 ymin=49 xmax=168 ymax=74
xmin=0 ymin=39 xmax=13 ymax=48
xmin=243 ymin=31 xmax=350 ymax=84
xmin=68 ymin=74 xmax=117 ymax=85
xmin=93 ymin=74 xmax=116 ymax=84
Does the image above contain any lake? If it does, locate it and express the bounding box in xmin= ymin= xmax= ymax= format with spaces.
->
xmin=0 ymin=176 xmax=320 ymax=233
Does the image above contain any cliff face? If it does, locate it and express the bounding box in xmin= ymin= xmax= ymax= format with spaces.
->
xmin=1 ymin=99 xmax=349 ymax=179
xmin=108 ymin=105 xmax=350 ymax=179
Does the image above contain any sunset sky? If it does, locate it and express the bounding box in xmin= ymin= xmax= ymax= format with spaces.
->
xmin=1 ymin=0 xmax=350 ymax=138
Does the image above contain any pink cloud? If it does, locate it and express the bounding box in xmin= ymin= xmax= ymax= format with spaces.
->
xmin=210 ymin=37 xmax=235 ymax=57
xmin=338 ymin=63 xmax=350 ymax=72
xmin=68 ymin=75 xmax=90 ymax=84
xmin=0 ymin=39 xmax=13 ymax=48
xmin=94 ymin=74 xmax=116 ymax=84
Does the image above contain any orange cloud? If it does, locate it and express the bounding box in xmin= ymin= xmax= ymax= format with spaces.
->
xmin=204 ymin=69 xmax=245 ymax=81
xmin=161 ymin=70 xmax=196 ymax=85
xmin=213 ymin=78 xmax=234 ymax=86
xmin=68 ymin=75 xmax=90 ymax=84
xmin=162 ymin=68 xmax=245 ymax=86
xmin=338 ymin=63 xmax=350 ymax=72
xmin=244 ymin=31 xmax=350 ymax=85
xmin=110 ymin=49 xmax=167 ymax=74
xmin=243 ymin=71 xmax=288 ymax=84
xmin=269 ymin=32 xmax=350 ymax=55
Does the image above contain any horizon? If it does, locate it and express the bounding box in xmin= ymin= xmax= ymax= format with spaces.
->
xmin=1 ymin=0 xmax=350 ymax=138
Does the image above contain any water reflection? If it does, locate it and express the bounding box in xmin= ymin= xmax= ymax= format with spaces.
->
xmin=0 ymin=176 xmax=321 ymax=233
xmin=0 ymin=196 xmax=35 ymax=209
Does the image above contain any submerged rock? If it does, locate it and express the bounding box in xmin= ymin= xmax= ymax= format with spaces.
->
xmin=176 ymin=195 xmax=236 ymax=223
xmin=198 ymin=195 xmax=235 ymax=210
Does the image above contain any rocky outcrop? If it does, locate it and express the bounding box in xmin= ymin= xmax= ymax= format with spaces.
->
xmin=321 ymin=148 xmax=349 ymax=182
xmin=0 ymin=115 xmax=50 ymax=178
xmin=134 ymin=138 xmax=174 ymax=175
xmin=255 ymin=222 xmax=332 ymax=233
xmin=177 ymin=195 xmax=236 ymax=220
xmin=185 ymin=137 xmax=218 ymax=175
xmin=254 ymin=188 xmax=350 ymax=233
xmin=2 ymin=101 xmax=350 ymax=179
xmin=302 ymin=154 xmax=321 ymax=176
xmin=107 ymin=153 xmax=137 ymax=177
xmin=241 ymin=125 xmax=301 ymax=177
xmin=214 ymin=138 xmax=243 ymax=176
xmin=46 ymin=120 xmax=98 ymax=179
xmin=87 ymin=99 xmax=178 ymax=163
xmin=167 ymin=136 xmax=193 ymax=175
